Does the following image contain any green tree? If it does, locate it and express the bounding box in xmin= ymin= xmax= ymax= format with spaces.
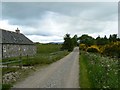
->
xmin=96 ymin=35 xmax=109 ymax=45
xmin=109 ymin=34 xmax=117 ymax=42
xmin=78 ymin=34 xmax=95 ymax=46
xmin=72 ymin=35 xmax=78 ymax=47
xmin=61 ymin=34 xmax=74 ymax=51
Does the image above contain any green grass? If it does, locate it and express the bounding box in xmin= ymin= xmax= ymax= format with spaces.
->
xmin=36 ymin=44 xmax=62 ymax=54
xmin=21 ymin=50 xmax=69 ymax=66
xmin=80 ymin=51 xmax=119 ymax=89
xmin=79 ymin=53 xmax=91 ymax=88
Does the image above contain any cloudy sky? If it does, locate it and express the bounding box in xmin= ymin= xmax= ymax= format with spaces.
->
xmin=0 ymin=2 xmax=118 ymax=43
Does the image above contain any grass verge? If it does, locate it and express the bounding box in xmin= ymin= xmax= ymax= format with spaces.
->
xmin=79 ymin=52 xmax=91 ymax=88
xmin=79 ymin=51 xmax=119 ymax=89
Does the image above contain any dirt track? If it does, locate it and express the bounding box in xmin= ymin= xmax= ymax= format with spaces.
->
xmin=13 ymin=47 xmax=79 ymax=88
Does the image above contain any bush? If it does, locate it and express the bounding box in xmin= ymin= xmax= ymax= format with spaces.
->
xmin=102 ymin=42 xmax=120 ymax=58
xmin=79 ymin=44 xmax=87 ymax=51
xmin=86 ymin=45 xmax=100 ymax=53
xmin=98 ymin=45 xmax=105 ymax=54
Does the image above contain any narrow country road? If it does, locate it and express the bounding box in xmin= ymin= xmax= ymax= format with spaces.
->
xmin=13 ymin=47 xmax=79 ymax=88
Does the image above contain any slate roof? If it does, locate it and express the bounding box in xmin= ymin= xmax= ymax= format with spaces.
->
xmin=0 ymin=29 xmax=34 ymax=45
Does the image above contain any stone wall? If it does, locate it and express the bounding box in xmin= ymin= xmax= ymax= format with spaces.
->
xmin=2 ymin=44 xmax=36 ymax=59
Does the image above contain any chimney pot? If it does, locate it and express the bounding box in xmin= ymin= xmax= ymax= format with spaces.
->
xmin=15 ymin=28 xmax=20 ymax=34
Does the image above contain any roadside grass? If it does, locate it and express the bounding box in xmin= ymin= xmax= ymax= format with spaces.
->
xmin=79 ymin=53 xmax=91 ymax=88
xmin=79 ymin=51 xmax=119 ymax=88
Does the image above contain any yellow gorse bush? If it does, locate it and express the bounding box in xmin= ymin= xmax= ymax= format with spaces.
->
xmin=86 ymin=45 xmax=100 ymax=53
xmin=79 ymin=44 xmax=87 ymax=51
xmin=102 ymin=41 xmax=120 ymax=57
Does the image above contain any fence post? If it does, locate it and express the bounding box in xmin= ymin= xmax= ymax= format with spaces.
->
xmin=27 ymin=54 xmax=28 ymax=65
xmin=19 ymin=54 xmax=22 ymax=69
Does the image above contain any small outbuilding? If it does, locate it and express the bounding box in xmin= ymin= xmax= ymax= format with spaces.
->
xmin=0 ymin=28 xmax=36 ymax=59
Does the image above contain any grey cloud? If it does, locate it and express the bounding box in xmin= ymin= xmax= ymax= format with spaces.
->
xmin=7 ymin=18 xmax=40 ymax=27
xmin=0 ymin=2 xmax=2 ymax=20
xmin=1 ymin=2 xmax=118 ymax=43
xmin=24 ymin=31 xmax=54 ymax=36
xmin=2 ymin=2 xmax=44 ymax=19
xmin=2 ymin=2 xmax=117 ymax=21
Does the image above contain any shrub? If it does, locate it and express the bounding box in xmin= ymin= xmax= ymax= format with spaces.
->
xmin=79 ymin=44 xmax=87 ymax=51
xmin=86 ymin=45 xmax=100 ymax=53
xmin=98 ymin=45 xmax=105 ymax=54
xmin=102 ymin=42 xmax=120 ymax=58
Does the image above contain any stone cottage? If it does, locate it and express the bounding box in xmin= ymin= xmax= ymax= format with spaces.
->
xmin=0 ymin=28 xmax=36 ymax=59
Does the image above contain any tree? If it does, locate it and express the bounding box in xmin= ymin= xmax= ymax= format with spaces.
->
xmin=61 ymin=34 xmax=74 ymax=51
xmin=78 ymin=34 xmax=95 ymax=46
xmin=96 ymin=35 xmax=100 ymax=40
xmin=96 ymin=35 xmax=109 ymax=45
xmin=102 ymin=42 xmax=120 ymax=58
xmin=109 ymin=34 xmax=117 ymax=42
xmin=72 ymin=35 xmax=78 ymax=47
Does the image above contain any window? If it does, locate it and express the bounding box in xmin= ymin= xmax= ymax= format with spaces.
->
xmin=3 ymin=46 xmax=6 ymax=52
xmin=24 ymin=48 xmax=26 ymax=51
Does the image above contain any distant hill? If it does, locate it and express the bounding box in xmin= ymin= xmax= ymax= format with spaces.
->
xmin=48 ymin=42 xmax=63 ymax=44
xmin=34 ymin=42 xmax=63 ymax=44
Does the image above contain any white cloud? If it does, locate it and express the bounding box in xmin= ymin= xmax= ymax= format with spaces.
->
xmin=89 ymin=21 xmax=118 ymax=38
xmin=0 ymin=20 xmax=20 ymax=31
xmin=22 ymin=11 xmax=73 ymax=37
xmin=26 ymin=35 xmax=64 ymax=43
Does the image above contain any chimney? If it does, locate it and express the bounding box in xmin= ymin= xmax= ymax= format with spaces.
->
xmin=15 ymin=28 xmax=20 ymax=34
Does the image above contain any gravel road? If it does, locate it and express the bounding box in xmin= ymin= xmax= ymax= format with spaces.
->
xmin=13 ymin=47 xmax=79 ymax=88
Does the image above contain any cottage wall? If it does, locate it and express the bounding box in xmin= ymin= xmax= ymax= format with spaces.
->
xmin=2 ymin=44 xmax=36 ymax=59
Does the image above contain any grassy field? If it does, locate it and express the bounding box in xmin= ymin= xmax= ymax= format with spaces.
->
xmin=36 ymin=44 xmax=62 ymax=53
xmin=79 ymin=51 xmax=119 ymax=89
